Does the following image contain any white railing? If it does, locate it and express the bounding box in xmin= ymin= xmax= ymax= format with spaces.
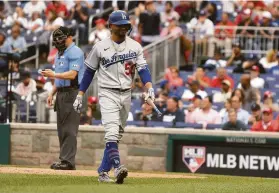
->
xmin=143 ymin=34 xmax=181 ymax=83
xmin=185 ymin=25 xmax=279 ymax=64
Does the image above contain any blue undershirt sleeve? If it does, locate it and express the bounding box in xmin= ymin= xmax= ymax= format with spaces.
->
xmin=138 ymin=65 xmax=152 ymax=85
xmin=79 ymin=67 xmax=96 ymax=93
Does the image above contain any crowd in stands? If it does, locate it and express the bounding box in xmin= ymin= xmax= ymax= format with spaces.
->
xmin=1 ymin=0 xmax=279 ymax=133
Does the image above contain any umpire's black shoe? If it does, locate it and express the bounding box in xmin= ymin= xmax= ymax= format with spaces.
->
xmin=52 ymin=161 xmax=76 ymax=170
xmin=50 ymin=161 xmax=61 ymax=169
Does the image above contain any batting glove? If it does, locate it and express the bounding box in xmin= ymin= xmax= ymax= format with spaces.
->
xmin=73 ymin=95 xmax=83 ymax=113
xmin=145 ymin=88 xmax=155 ymax=102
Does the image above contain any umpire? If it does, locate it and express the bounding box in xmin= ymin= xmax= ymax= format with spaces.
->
xmin=41 ymin=26 xmax=85 ymax=170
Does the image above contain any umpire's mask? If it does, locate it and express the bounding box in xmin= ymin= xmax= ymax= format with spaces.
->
xmin=52 ymin=26 xmax=72 ymax=55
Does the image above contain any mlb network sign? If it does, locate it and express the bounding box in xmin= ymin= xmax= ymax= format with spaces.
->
xmin=182 ymin=146 xmax=279 ymax=175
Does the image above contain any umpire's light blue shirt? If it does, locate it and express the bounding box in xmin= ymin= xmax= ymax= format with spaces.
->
xmin=54 ymin=43 xmax=85 ymax=88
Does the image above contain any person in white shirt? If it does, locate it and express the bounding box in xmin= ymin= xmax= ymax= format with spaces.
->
xmin=5 ymin=7 xmax=27 ymax=28
xmin=213 ymin=80 xmax=232 ymax=103
xmin=250 ymin=65 xmax=265 ymax=89
xmin=26 ymin=12 xmax=44 ymax=33
xmin=187 ymin=10 xmax=214 ymax=41
xmin=23 ymin=0 xmax=46 ymax=18
xmin=204 ymin=49 xmax=227 ymax=71
xmin=190 ymin=96 xmax=221 ymax=126
xmin=88 ymin=18 xmax=110 ymax=45
xmin=15 ymin=71 xmax=37 ymax=97
xmin=160 ymin=1 xmax=180 ymax=25
xmin=181 ymin=80 xmax=208 ymax=101
xmin=187 ymin=9 xmax=214 ymax=56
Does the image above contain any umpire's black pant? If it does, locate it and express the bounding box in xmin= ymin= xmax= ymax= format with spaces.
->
xmin=54 ymin=88 xmax=80 ymax=166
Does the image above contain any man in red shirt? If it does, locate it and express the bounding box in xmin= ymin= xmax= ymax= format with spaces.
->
xmin=251 ymin=107 xmax=279 ymax=132
xmin=211 ymin=67 xmax=234 ymax=89
xmin=45 ymin=1 xmax=68 ymax=19
xmin=188 ymin=67 xmax=211 ymax=88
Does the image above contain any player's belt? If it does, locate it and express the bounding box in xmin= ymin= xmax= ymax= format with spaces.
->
xmin=57 ymin=86 xmax=79 ymax=92
xmin=101 ymin=87 xmax=131 ymax=92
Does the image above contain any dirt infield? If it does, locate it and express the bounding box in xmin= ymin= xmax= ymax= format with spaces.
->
xmin=0 ymin=166 xmax=205 ymax=179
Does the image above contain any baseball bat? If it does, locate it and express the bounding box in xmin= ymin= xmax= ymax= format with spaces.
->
xmin=142 ymin=93 xmax=163 ymax=117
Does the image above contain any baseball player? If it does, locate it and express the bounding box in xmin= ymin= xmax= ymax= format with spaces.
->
xmin=41 ymin=26 xmax=85 ymax=170
xmin=73 ymin=10 xmax=155 ymax=183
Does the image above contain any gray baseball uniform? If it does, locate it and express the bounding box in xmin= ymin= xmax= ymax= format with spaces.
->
xmin=85 ymin=37 xmax=146 ymax=142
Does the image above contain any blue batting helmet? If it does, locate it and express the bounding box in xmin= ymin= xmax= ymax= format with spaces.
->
xmin=108 ymin=10 xmax=130 ymax=25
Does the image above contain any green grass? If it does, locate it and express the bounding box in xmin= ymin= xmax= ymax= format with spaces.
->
xmin=0 ymin=173 xmax=279 ymax=193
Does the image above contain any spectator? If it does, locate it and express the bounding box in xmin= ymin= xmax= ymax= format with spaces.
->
xmin=6 ymin=25 xmax=27 ymax=54
xmin=0 ymin=0 xmax=12 ymax=21
xmin=139 ymin=1 xmax=160 ymax=46
xmin=251 ymin=107 xmax=279 ymax=132
xmin=39 ymin=10 xmax=64 ymax=45
xmin=184 ymin=94 xmax=202 ymax=123
xmin=161 ymin=96 xmax=185 ymax=123
xmin=268 ymin=52 xmax=279 ymax=75
xmin=164 ymin=66 xmax=183 ymax=88
xmin=160 ymin=17 xmax=183 ymax=38
xmin=69 ymin=0 xmax=88 ymax=24
xmin=174 ymin=1 xmax=193 ymax=20
xmin=131 ymin=78 xmax=144 ymax=99
xmin=213 ymin=80 xmax=232 ymax=103
xmin=222 ymin=109 xmax=248 ymax=131
xmin=129 ymin=15 xmax=140 ymax=42
xmin=15 ymin=71 xmax=37 ymax=97
xmin=219 ymin=99 xmax=231 ymax=123
xmin=222 ymin=96 xmax=250 ymax=124
xmin=181 ymin=80 xmax=207 ymax=101
xmin=262 ymin=91 xmax=279 ymax=112
xmin=5 ymin=7 xmax=27 ymax=28
xmin=238 ymin=74 xmax=261 ymax=110
xmin=45 ymin=1 xmax=68 ymax=19
xmin=248 ymin=103 xmax=262 ymax=125
xmin=159 ymin=80 xmax=171 ymax=95
xmin=211 ymin=67 xmax=234 ymax=89
xmin=236 ymin=8 xmax=257 ymax=38
xmin=35 ymin=75 xmax=47 ymax=94
xmin=187 ymin=9 xmax=214 ymax=55
xmin=231 ymin=88 xmax=245 ymax=105
xmin=188 ymin=67 xmax=211 ymax=88
xmin=209 ymin=12 xmax=235 ymax=57
xmin=259 ymin=49 xmax=278 ymax=69
xmin=69 ymin=0 xmax=89 ymax=44
xmin=88 ymin=96 xmax=101 ymax=121
xmin=258 ymin=11 xmax=276 ymax=40
xmin=190 ymin=96 xmax=221 ymax=125
xmin=135 ymin=103 xmax=158 ymax=121
xmin=44 ymin=10 xmax=64 ymax=31
xmin=47 ymin=47 xmax=58 ymax=65
xmin=242 ymin=54 xmax=266 ymax=73
xmin=203 ymin=50 xmax=227 ymax=71
xmin=160 ymin=1 xmax=180 ymax=25
xmin=26 ymin=11 xmax=44 ymax=33
xmin=0 ymin=31 xmax=12 ymax=53
xmin=23 ymin=0 xmax=46 ymax=18
xmin=226 ymin=42 xmax=246 ymax=73
xmin=156 ymin=91 xmax=168 ymax=113
xmin=250 ymin=65 xmax=265 ymax=89
xmin=88 ymin=18 xmax=110 ymax=45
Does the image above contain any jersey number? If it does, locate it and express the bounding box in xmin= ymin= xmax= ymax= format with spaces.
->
xmin=125 ymin=62 xmax=135 ymax=76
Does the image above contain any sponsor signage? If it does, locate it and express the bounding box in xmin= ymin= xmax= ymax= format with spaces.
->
xmin=168 ymin=135 xmax=279 ymax=178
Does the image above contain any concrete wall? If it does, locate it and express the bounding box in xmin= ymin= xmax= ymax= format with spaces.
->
xmin=10 ymin=123 xmax=169 ymax=171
